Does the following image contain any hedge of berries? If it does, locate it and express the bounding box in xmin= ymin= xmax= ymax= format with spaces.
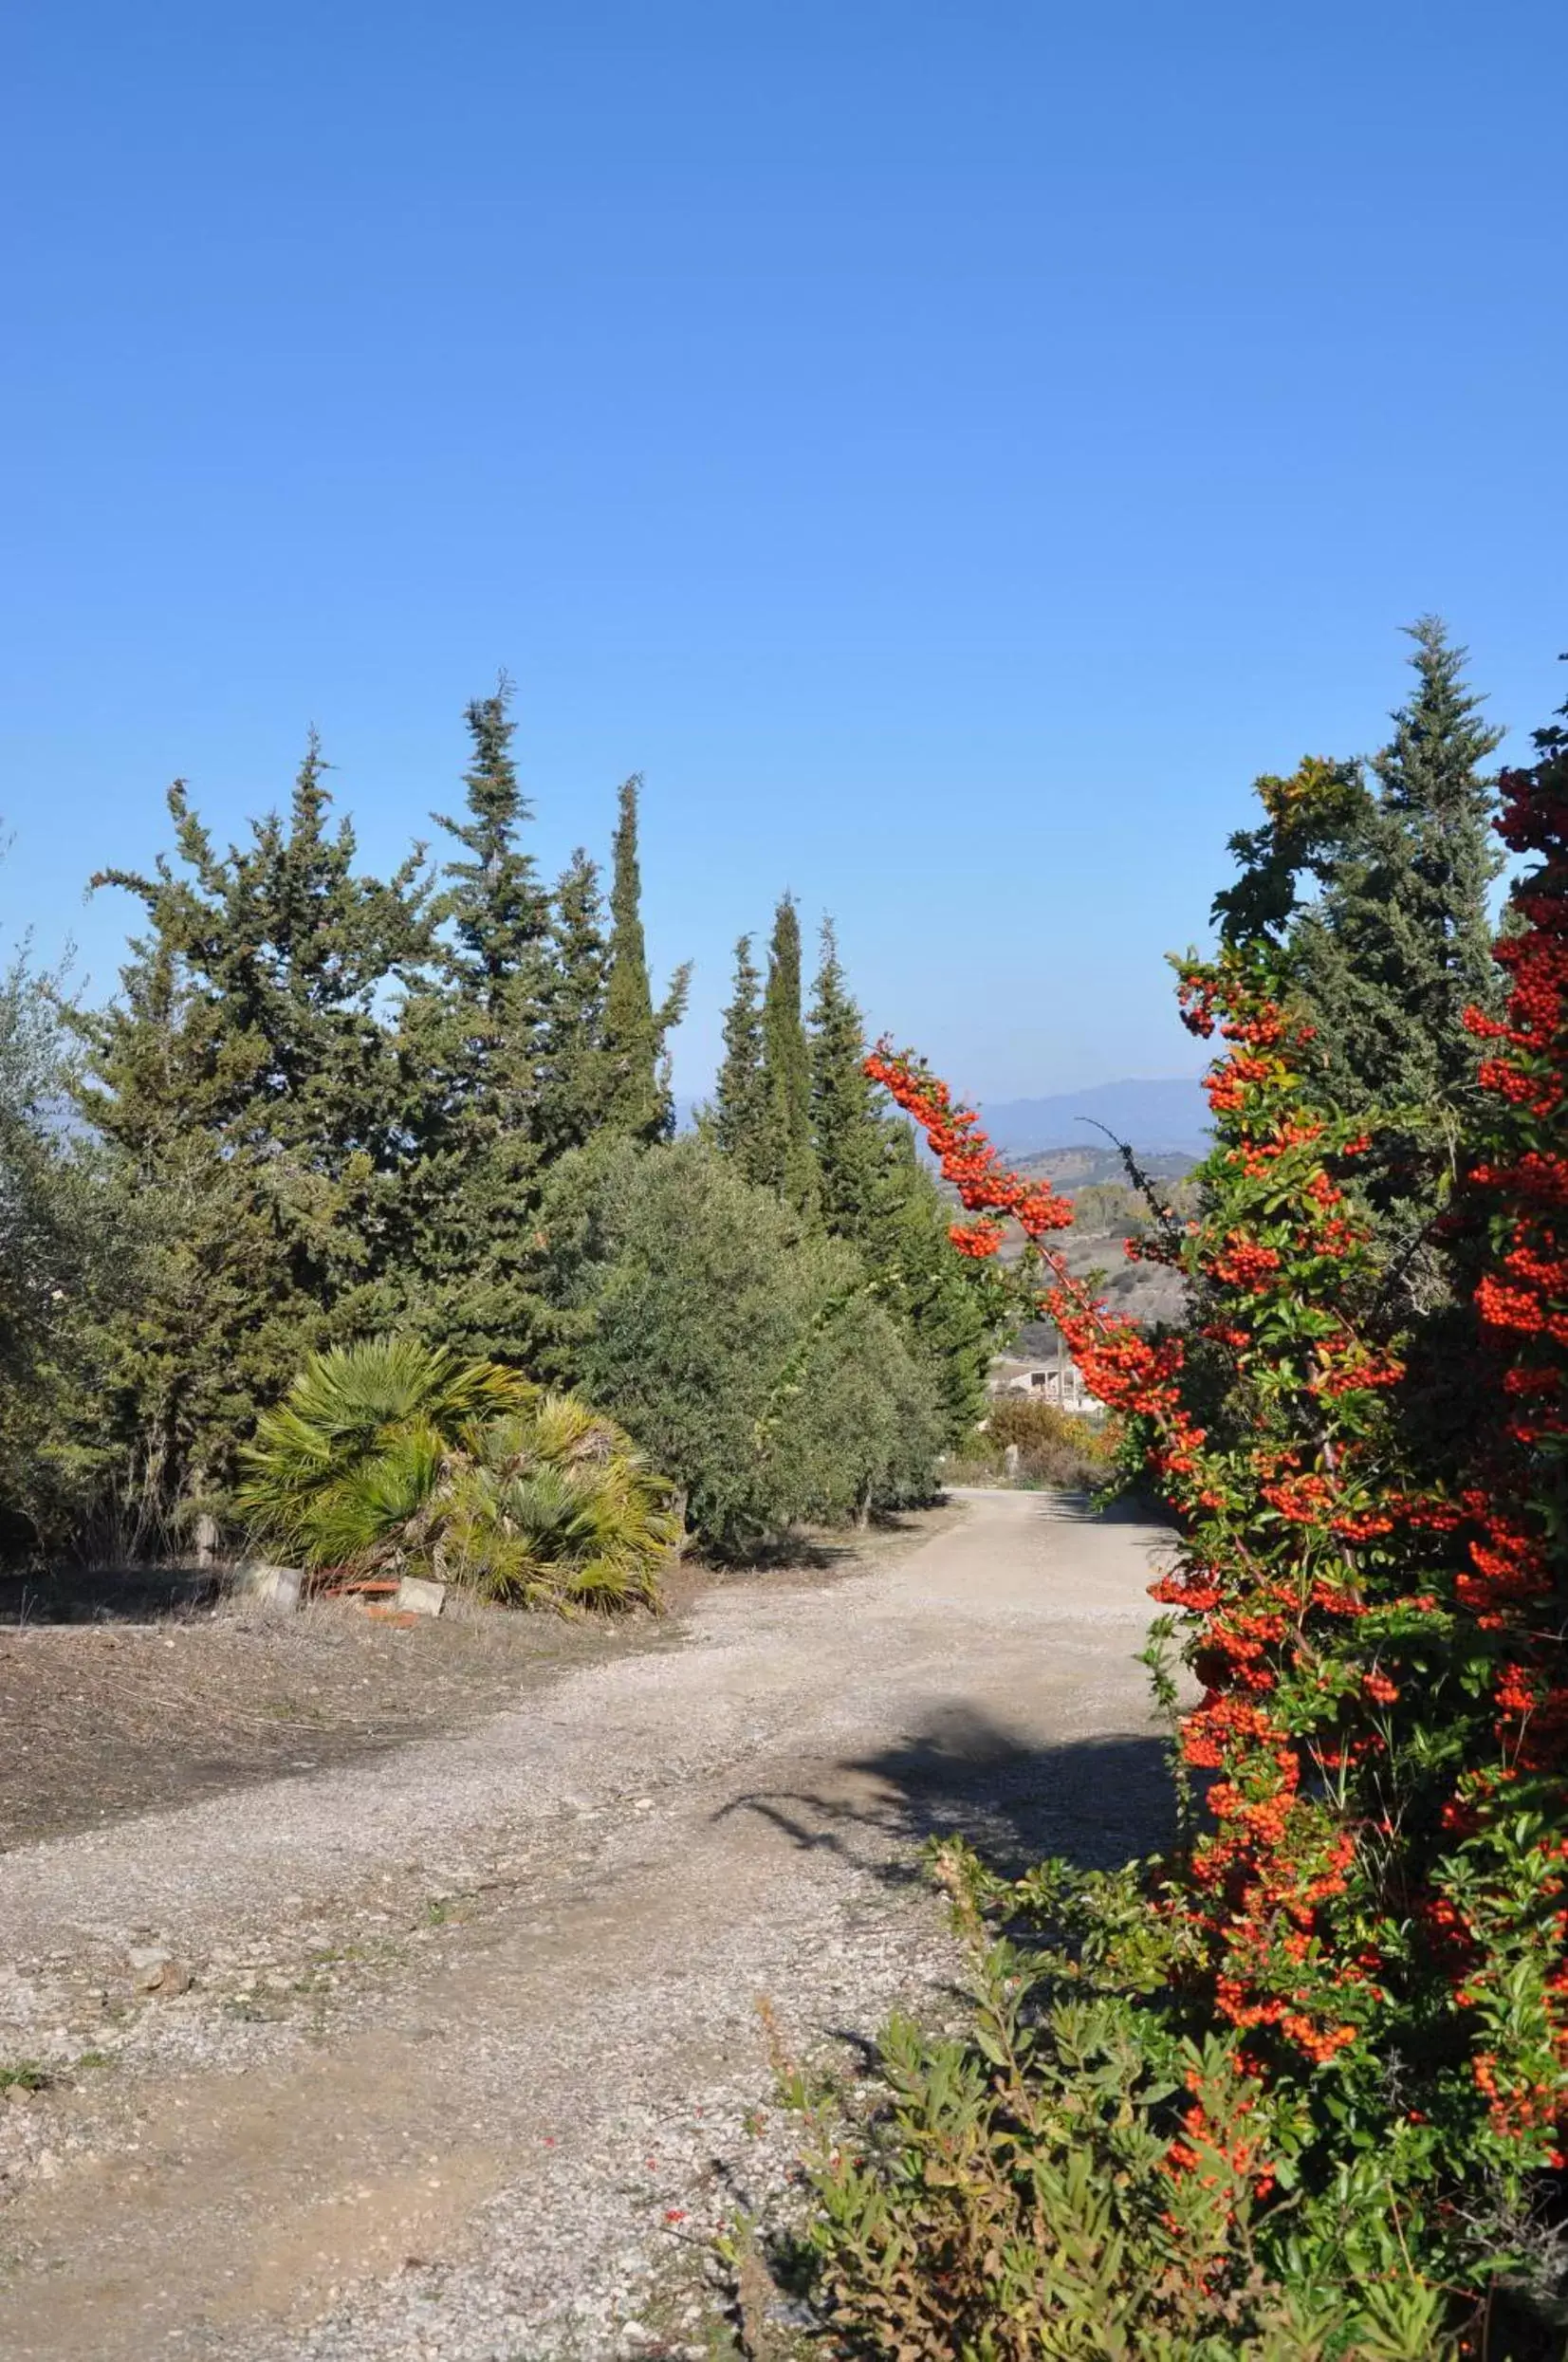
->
xmin=858 ymin=702 xmax=1568 ymax=2328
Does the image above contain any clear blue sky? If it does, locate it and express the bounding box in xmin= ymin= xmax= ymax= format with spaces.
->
xmin=5 ymin=1 xmax=1564 ymax=1103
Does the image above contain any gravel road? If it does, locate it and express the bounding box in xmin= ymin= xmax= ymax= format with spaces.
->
xmin=0 ymin=1490 xmax=1173 ymax=2362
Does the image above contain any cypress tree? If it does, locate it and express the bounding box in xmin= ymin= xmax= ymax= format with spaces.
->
xmin=758 ymin=894 xmax=819 ymax=1216
xmin=868 ymin=1122 xmax=1006 ymax=1442
xmin=603 ymin=776 xmax=689 ymax=1142
xmin=808 ymin=918 xmax=883 ymax=1234
xmin=395 ymin=684 xmax=561 ymax=1354
xmin=537 ymin=847 xmax=614 ymax=1158
xmin=802 ymin=917 xmax=1003 ymax=1437
xmin=712 ymin=934 xmax=766 ymax=1179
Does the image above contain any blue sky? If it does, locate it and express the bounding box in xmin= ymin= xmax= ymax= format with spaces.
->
xmin=4 ymin=0 xmax=1564 ymax=1103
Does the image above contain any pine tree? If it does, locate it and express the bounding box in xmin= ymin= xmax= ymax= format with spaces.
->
xmin=602 ymin=776 xmax=690 ymax=1142
xmin=1211 ymin=623 xmax=1503 ymax=1131
xmin=758 ymin=894 xmax=819 ymax=1216
xmin=808 ymin=919 xmax=883 ymax=1234
xmin=1293 ymin=618 xmax=1503 ymax=1118
xmin=1208 ymin=622 xmax=1506 ymax=1319
xmin=74 ymin=742 xmax=434 ymax=1513
xmin=435 ymin=677 xmax=552 ymax=1036
xmin=712 ymin=935 xmax=766 ymax=1178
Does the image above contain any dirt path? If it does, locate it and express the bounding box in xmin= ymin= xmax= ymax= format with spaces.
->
xmin=0 ymin=1492 xmax=1172 ymax=2361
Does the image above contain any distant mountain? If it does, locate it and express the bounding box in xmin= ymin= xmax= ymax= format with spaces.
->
xmin=978 ymin=1078 xmax=1210 ymax=1159
xmin=673 ymin=1076 xmax=1211 ymax=1159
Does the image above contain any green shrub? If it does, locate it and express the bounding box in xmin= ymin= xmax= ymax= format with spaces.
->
xmin=537 ymin=1136 xmax=944 ymax=1553
xmin=976 ymin=1393 xmax=1116 ymax=1489
xmin=793 ymin=1846 xmax=1462 ymax=2362
xmin=235 ymin=1335 xmax=676 ymax=1611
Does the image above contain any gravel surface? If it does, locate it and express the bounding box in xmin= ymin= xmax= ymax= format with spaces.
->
xmin=0 ymin=1491 xmax=1174 ymax=2361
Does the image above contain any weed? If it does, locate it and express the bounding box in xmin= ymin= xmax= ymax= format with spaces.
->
xmin=0 ymin=2062 xmax=50 ymax=2094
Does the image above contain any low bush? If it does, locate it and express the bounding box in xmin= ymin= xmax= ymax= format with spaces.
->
xmin=794 ymin=1846 xmax=1459 ymax=2361
xmin=983 ymin=1393 xmax=1116 ymax=1488
xmin=235 ymin=1336 xmax=677 ymax=1612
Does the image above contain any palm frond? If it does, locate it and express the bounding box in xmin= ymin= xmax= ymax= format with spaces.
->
xmin=237 ymin=1338 xmax=673 ymax=1609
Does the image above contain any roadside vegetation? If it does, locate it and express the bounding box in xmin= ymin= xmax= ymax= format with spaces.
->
xmin=0 ymin=688 xmax=1007 ymax=1591
xmin=9 ymin=618 xmax=1566 ymax=2350
xmin=785 ymin=625 xmax=1568 ymax=2354
xmin=944 ymin=1393 xmax=1116 ymax=1491
xmin=235 ymin=1337 xmax=679 ymax=1611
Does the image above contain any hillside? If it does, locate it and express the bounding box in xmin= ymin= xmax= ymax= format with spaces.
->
xmin=978 ymin=1077 xmax=1210 ymax=1159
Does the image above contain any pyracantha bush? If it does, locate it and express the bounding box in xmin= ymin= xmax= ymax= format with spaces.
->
xmin=803 ymin=709 xmax=1568 ymax=2354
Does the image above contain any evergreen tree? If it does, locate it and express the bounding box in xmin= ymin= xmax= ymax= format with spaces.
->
xmin=0 ymin=905 xmax=142 ymax=1555
xmin=712 ymin=934 xmax=766 ymax=1178
xmin=867 ymin=1122 xmax=1005 ymax=1441
xmin=602 ymin=776 xmax=689 ymax=1142
xmin=538 ymin=1137 xmax=941 ymax=1553
xmin=758 ymin=893 xmax=819 ymax=1216
xmin=74 ymin=743 xmax=434 ymax=1514
xmin=537 ymin=847 xmax=614 ymax=1157
xmin=808 ymin=919 xmax=883 ymax=1233
xmin=1215 ymin=622 xmax=1503 ymax=1123
xmin=803 ymin=917 xmax=1004 ymax=1438
xmin=1292 ymin=618 xmax=1503 ymax=1118
xmin=435 ymin=677 xmax=552 ymax=1038
xmin=396 ymin=683 xmax=559 ymax=1354
xmin=1208 ymin=623 xmax=1506 ymax=1321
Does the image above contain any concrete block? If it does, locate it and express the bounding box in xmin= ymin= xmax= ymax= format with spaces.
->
xmin=397 ymin=1576 xmax=447 ymax=1617
xmin=232 ymin=1562 xmax=304 ymax=1613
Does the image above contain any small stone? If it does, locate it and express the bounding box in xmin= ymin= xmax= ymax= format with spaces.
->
xmin=128 ymin=1949 xmax=190 ymax=1998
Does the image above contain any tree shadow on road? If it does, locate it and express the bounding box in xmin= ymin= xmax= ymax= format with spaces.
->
xmin=720 ymin=1706 xmax=1175 ymax=1886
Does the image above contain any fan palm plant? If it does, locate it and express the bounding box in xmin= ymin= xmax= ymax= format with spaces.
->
xmin=439 ymin=1393 xmax=678 ymax=1611
xmin=235 ymin=1336 xmax=676 ymax=1612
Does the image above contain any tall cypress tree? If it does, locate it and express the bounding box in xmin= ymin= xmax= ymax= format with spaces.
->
xmin=758 ymin=894 xmax=819 ymax=1216
xmin=712 ymin=934 xmax=766 ymax=1178
xmin=397 ymin=683 xmax=559 ymax=1352
xmin=868 ymin=1122 xmax=1006 ymax=1441
xmin=808 ymin=919 xmax=882 ymax=1234
xmin=603 ymin=775 xmax=690 ymax=1142
xmin=802 ymin=919 xmax=1002 ymax=1436
xmin=537 ymin=847 xmax=614 ymax=1158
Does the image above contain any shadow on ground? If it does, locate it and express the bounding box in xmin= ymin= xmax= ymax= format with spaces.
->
xmin=0 ymin=1561 xmax=220 ymax=1626
xmin=723 ymin=1707 xmax=1174 ymax=1883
